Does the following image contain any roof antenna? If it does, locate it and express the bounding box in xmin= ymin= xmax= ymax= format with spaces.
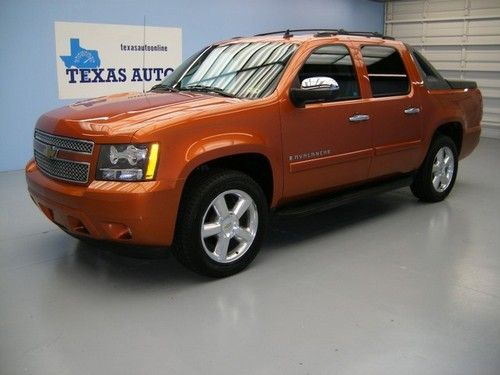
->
xmin=283 ymin=29 xmax=292 ymax=39
xmin=142 ymin=15 xmax=146 ymax=94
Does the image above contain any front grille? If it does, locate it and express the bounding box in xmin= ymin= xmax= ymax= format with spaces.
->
xmin=33 ymin=129 xmax=94 ymax=184
xmin=34 ymin=150 xmax=90 ymax=183
xmin=34 ymin=129 xmax=94 ymax=154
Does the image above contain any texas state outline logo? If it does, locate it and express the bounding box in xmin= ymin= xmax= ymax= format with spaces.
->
xmin=60 ymin=38 xmax=101 ymax=69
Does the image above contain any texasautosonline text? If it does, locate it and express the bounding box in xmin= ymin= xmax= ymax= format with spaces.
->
xmin=64 ymin=67 xmax=174 ymax=83
xmin=120 ymin=43 xmax=169 ymax=52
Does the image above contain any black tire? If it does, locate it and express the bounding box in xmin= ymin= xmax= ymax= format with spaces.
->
xmin=173 ymin=169 xmax=268 ymax=277
xmin=411 ymin=135 xmax=458 ymax=202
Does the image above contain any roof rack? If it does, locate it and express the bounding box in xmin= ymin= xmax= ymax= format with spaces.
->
xmin=253 ymin=29 xmax=395 ymax=40
xmin=337 ymin=29 xmax=395 ymax=40
xmin=255 ymin=29 xmax=340 ymax=37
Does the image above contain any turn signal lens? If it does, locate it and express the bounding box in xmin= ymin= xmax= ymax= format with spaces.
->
xmin=145 ymin=143 xmax=159 ymax=180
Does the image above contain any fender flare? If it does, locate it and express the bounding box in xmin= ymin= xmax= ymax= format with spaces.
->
xmin=177 ymin=132 xmax=282 ymax=205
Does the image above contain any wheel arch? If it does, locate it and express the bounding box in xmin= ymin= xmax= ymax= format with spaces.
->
xmin=187 ymin=153 xmax=274 ymax=205
xmin=433 ymin=122 xmax=463 ymax=155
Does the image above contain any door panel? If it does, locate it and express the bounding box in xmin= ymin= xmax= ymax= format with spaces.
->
xmin=280 ymin=44 xmax=373 ymax=201
xmin=281 ymin=99 xmax=372 ymax=199
xmin=369 ymin=93 xmax=422 ymax=177
xmin=360 ymin=45 xmax=423 ymax=178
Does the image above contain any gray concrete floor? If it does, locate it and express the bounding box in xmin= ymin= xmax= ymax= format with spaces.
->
xmin=1 ymin=138 xmax=499 ymax=375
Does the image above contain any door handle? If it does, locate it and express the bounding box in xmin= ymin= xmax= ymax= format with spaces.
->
xmin=349 ymin=114 xmax=370 ymax=122
xmin=404 ymin=107 xmax=420 ymax=115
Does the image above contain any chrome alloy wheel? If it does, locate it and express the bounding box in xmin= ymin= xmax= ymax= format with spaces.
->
xmin=200 ymin=189 xmax=258 ymax=263
xmin=432 ymin=146 xmax=455 ymax=193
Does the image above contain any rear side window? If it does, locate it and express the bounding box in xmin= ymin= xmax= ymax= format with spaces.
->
xmin=412 ymin=50 xmax=438 ymax=80
xmin=361 ymin=46 xmax=410 ymax=97
xmin=297 ymin=44 xmax=360 ymax=101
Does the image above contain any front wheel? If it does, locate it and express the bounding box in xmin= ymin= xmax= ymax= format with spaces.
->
xmin=411 ymin=135 xmax=458 ymax=202
xmin=173 ymin=169 xmax=268 ymax=277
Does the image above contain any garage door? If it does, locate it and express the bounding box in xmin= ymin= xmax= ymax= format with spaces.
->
xmin=385 ymin=0 xmax=500 ymax=139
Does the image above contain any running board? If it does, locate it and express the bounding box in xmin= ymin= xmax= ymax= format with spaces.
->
xmin=275 ymin=174 xmax=414 ymax=218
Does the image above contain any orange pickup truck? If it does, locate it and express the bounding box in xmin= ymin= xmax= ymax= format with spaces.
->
xmin=26 ymin=29 xmax=482 ymax=277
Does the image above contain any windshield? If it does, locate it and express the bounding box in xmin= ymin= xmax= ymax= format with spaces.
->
xmin=157 ymin=41 xmax=298 ymax=99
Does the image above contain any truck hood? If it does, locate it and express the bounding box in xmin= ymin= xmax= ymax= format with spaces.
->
xmin=36 ymin=91 xmax=239 ymax=140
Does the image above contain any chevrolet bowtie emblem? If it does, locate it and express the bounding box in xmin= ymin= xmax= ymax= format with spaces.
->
xmin=44 ymin=145 xmax=59 ymax=159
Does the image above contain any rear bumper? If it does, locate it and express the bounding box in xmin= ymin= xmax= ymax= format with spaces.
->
xmin=25 ymin=159 xmax=182 ymax=246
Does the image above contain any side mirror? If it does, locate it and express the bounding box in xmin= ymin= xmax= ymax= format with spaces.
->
xmin=290 ymin=76 xmax=340 ymax=108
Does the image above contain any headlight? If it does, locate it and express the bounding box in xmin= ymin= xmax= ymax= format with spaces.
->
xmin=96 ymin=143 xmax=159 ymax=181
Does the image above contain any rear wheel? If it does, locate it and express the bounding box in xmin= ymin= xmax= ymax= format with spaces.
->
xmin=411 ymin=135 xmax=458 ymax=202
xmin=173 ymin=169 xmax=268 ymax=277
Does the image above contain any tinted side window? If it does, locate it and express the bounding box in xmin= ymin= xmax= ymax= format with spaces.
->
xmin=298 ymin=45 xmax=360 ymax=101
xmin=361 ymin=46 xmax=410 ymax=97
xmin=413 ymin=50 xmax=437 ymax=79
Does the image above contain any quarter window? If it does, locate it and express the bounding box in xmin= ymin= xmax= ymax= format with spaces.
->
xmin=297 ymin=45 xmax=360 ymax=101
xmin=361 ymin=46 xmax=410 ymax=97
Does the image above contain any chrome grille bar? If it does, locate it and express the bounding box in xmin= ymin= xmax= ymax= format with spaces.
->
xmin=34 ymin=129 xmax=94 ymax=154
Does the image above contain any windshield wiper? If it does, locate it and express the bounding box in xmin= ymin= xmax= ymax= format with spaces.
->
xmin=185 ymin=85 xmax=236 ymax=98
xmin=149 ymin=84 xmax=179 ymax=92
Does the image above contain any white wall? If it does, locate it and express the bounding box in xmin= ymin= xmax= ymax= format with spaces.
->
xmin=385 ymin=0 xmax=500 ymax=139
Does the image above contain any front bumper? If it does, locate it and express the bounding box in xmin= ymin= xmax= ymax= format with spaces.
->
xmin=25 ymin=159 xmax=182 ymax=246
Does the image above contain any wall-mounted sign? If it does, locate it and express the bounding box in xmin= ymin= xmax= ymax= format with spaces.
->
xmin=55 ymin=21 xmax=182 ymax=99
